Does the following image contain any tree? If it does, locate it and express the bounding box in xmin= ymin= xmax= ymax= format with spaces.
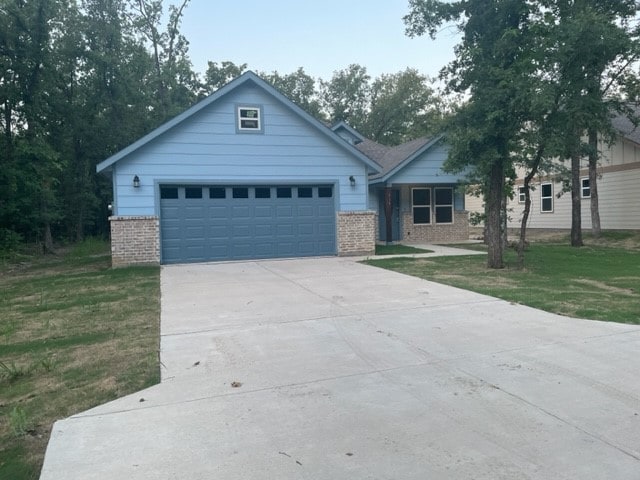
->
xmin=405 ymin=0 xmax=536 ymax=268
xmin=260 ymin=67 xmax=324 ymax=120
xmin=127 ymin=0 xmax=198 ymax=121
xmin=320 ymin=64 xmax=370 ymax=130
xmin=363 ymin=68 xmax=442 ymax=145
xmin=540 ymin=0 xmax=639 ymax=245
xmin=201 ymin=60 xmax=247 ymax=95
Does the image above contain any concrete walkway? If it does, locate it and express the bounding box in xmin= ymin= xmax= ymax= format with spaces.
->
xmin=40 ymin=256 xmax=640 ymax=479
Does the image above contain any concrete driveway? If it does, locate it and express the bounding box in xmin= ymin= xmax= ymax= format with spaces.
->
xmin=41 ymin=257 xmax=640 ymax=479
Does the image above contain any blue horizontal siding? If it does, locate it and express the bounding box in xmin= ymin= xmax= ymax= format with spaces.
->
xmin=388 ymin=143 xmax=463 ymax=185
xmin=113 ymin=84 xmax=369 ymax=215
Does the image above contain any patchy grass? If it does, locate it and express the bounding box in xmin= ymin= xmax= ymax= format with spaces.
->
xmin=365 ymin=234 xmax=640 ymax=324
xmin=374 ymin=244 xmax=433 ymax=255
xmin=0 ymin=240 xmax=160 ymax=479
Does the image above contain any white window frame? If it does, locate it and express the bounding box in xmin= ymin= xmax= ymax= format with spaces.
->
xmin=581 ymin=177 xmax=590 ymax=199
xmin=518 ymin=186 xmax=526 ymax=204
xmin=434 ymin=187 xmax=454 ymax=224
xmin=411 ymin=187 xmax=431 ymax=225
xmin=237 ymin=106 xmax=262 ymax=132
xmin=540 ymin=183 xmax=553 ymax=213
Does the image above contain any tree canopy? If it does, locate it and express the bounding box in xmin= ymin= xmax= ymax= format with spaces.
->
xmin=405 ymin=0 xmax=640 ymax=267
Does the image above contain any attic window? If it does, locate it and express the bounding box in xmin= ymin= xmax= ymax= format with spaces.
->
xmin=237 ymin=106 xmax=262 ymax=132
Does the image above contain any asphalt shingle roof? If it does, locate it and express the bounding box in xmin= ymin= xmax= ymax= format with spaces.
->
xmin=612 ymin=109 xmax=640 ymax=145
xmin=356 ymin=136 xmax=433 ymax=180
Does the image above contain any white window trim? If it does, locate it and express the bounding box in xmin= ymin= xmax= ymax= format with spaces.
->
xmin=237 ymin=106 xmax=262 ymax=132
xmin=540 ymin=182 xmax=554 ymax=213
xmin=434 ymin=187 xmax=454 ymax=224
xmin=581 ymin=177 xmax=591 ymax=199
xmin=518 ymin=186 xmax=526 ymax=204
xmin=411 ymin=187 xmax=431 ymax=225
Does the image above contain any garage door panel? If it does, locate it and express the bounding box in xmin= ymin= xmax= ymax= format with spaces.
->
xmin=254 ymin=224 xmax=274 ymax=236
xmin=254 ymin=206 xmax=274 ymax=217
xmin=276 ymin=206 xmax=294 ymax=218
xmin=161 ymin=185 xmax=336 ymax=263
xmin=232 ymin=206 xmax=251 ymax=218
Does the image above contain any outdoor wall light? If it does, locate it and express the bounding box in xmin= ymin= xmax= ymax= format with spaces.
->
xmin=349 ymin=175 xmax=356 ymax=187
xmin=133 ymin=175 xmax=140 ymax=188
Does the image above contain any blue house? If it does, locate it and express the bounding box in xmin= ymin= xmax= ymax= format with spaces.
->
xmin=332 ymin=122 xmax=468 ymax=245
xmin=97 ymin=72 xmax=468 ymax=266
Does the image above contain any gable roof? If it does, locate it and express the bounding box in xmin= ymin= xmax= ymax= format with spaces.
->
xmin=354 ymin=134 xmax=445 ymax=184
xmin=330 ymin=121 xmax=365 ymax=144
xmin=612 ymin=108 xmax=640 ymax=146
xmin=97 ymin=71 xmax=381 ymax=174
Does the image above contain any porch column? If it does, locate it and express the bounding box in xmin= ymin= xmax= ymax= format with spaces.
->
xmin=384 ymin=186 xmax=394 ymax=243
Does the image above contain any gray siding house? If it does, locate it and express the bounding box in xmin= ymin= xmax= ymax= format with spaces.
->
xmin=98 ymin=72 xmax=468 ymax=266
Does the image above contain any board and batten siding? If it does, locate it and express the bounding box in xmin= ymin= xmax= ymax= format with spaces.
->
xmin=111 ymin=83 xmax=370 ymax=216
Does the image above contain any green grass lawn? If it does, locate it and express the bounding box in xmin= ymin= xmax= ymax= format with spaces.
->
xmin=374 ymin=244 xmax=433 ymax=255
xmin=0 ymin=240 xmax=160 ymax=479
xmin=365 ymin=235 xmax=640 ymax=324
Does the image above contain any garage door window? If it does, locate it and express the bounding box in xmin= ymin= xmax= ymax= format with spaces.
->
xmin=160 ymin=187 xmax=179 ymax=199
xmin=185 ymin=187 xmax=202 ymax=199
xmin=318 ymin=186 xmax=333 ymax=198
xmin=298 ymin=187 xmax=312 ymax=198
xmin=233 ymin=187 xmax=249 ymax=199
xmin=277 ymin=187 xmax=292 ymax=198
xmin=255 ymin=187 xmax=271 ymax=198
xmin=209 ymin=187 xmax=226 ymax=199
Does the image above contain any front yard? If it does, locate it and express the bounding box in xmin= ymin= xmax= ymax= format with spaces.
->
xmin=365 ymin=231 xmax=640 ymax=324
xmin=0 ymin=240 xmax=160 ymax=479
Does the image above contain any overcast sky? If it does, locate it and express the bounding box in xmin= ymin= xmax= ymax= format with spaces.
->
xmin=174 ymin=0 xmax=460 ymax=81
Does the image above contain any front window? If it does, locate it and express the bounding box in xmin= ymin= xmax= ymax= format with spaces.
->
xmin=237 ymin=106 xmax=261 ymax=131
xmin=434 ymin=188 xmax=453 ymax=224
xmin=541 ymin=183 xmax=553 ymax=212
xmin=518 ymin=186 xmax=526 ymax=204
xmin=581 ymin=178 xmax=590 ymax=198
xmin=412 ymin=188 xmax=431 ymax=224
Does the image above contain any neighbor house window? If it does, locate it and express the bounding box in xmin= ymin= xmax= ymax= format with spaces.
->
xmin=434 ymin=188 xmax=453 ymax=224
xmin=581 ymin=177 xmax=590 ymax=198
xmin=412 ymin=188 xmax=431 ymax=224
xmin=541 ymin=183 xmax=553 ymax=212
xmin=237 ymin=106 xmax=262 ymax=131
xmin=518 ymin=186 xmax=526 ymax=204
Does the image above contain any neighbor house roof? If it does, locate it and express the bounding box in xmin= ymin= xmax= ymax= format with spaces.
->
xmin=612 ymin=108 xmax=640 ymax=146
xmin=97 ymin=71 xmax=381 ymax=174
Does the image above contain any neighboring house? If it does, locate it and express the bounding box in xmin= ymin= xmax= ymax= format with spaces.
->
xmin=97 ymin=71 xmax=468 ymax=266
xmin=466 ymin=111 xmax=640 ymax=232
xmin=332 ymin=122 xmax=469 ymax=244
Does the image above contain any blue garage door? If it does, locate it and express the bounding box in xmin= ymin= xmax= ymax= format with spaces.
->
xmin=160 ymin=185 xmax=336 ymax=264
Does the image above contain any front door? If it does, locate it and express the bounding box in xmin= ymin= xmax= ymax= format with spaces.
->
xmin=378 ymin=189 xmax=401 ymax=242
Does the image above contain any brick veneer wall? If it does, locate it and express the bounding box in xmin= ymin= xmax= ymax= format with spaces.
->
xmin=109 ymin=216 xmax=160 ymax=267
xmin=402 ymin=210 xmax=469 ymax=243
xmin=337 ymin=211 xmax=376 ymax=256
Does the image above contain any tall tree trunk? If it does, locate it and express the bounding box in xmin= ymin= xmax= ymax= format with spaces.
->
xmin=570 ymin=150 xmax=583 ymax=247
xmin=501 ymin=193 xmax=508 ymax=249
xmin=486 ymin=161 xmax=505 ymax=269
xmin=588 ymin=128 xmax=601 ymax=238
xmin=517 ymin=143 xmax=546 ymax=269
